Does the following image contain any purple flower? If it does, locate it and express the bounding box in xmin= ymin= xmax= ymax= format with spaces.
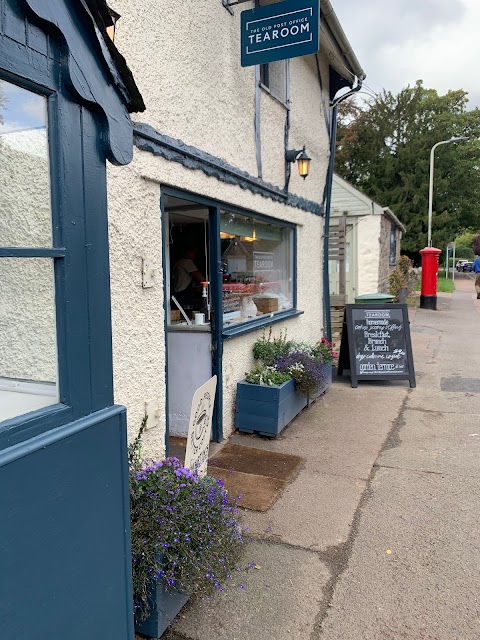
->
xmin=129 ymin=447 xmax=246 ymax=620
xmin=274 ymin=350 xmax=325 ymax=396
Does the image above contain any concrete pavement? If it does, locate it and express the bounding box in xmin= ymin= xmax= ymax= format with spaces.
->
xmin=162 ymin=273 xmax=480 ymax=640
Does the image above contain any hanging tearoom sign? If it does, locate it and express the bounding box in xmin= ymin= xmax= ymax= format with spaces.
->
xmin=241 ymin=0 xmax=320 ymax=67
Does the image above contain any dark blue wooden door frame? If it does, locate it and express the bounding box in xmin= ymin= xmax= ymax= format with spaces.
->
xmin=161 ymin=190 xmax=224 ymax=447
xmin=0 ymin=2 xmax=136 ymax=638
xmin=0 ymin=0 xmax=131 ymax=449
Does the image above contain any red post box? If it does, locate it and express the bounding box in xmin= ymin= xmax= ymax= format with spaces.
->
xmin=419 ymin=247 xmax=442 ymax=310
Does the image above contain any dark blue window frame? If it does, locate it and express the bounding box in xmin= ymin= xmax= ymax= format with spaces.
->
xmin=161 ymin=186 xmax=301 ymax=339
xmin=0 ymin=55 xmax=115 ymax=450
xmin=162 ymin=186 xmax=300 ymax=445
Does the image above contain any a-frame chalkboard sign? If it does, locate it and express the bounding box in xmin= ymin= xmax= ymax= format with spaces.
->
xmin=338 ymin=304 xmax=416 ymax=388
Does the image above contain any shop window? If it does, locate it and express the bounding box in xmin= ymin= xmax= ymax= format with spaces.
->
xmin=220 ymin=211 xmax=294 ymax=327
xmin=164 ymin=197 xmax=211 ymax=326
xmin=0 ymin=80 xmax=58 ymax=423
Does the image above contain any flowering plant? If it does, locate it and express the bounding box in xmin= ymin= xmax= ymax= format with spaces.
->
xmin=274 ymin=350 xmax=325 ymax=396
xmin=129 ymin=428 xmax=246 ymax=621
xmin=252 ymin=328 xmax=293 ymax=366
xmin=311 ymin=338 xmax=338 ymax=364
xmin=245 ymin=365 xmax=291 ymax=386
xmin=246 ymin=331 xmax=338 ymax=395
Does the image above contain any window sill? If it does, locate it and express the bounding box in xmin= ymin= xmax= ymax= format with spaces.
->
xmin=222 ymin=309 xmax=304 ymax=339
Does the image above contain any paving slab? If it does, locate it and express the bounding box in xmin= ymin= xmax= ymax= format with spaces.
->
xmin=171 ymin=541 xmax=330 ymax=640
xmin=318 ymin=467 xmax=480 ymax=640
xmin=242 ymin=470 xmax=366 ymax=551
xmin=406 ymin=387 xmax=480 ymax=415
xmin=378 ymin=409 xmax=480 ymax=477
xmin=231 ymin=384 xmax=407 ymax=480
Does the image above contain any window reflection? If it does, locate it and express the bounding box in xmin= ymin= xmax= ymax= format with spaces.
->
xmin=220 ymin=211 xmax=294 ymax=326
xmin=0 ymin=80 xmax=52 ymax=248
xmin=0 ymin=258 xmax=58 ymax=422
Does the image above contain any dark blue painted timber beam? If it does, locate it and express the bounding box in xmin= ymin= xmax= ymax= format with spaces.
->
xmin=133 ymin=122 xmax=324 ymax=217
xmin=25 ymin=0 xmax=135 ymax=165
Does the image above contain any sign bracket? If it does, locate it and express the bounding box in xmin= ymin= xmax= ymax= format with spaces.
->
xmin=222 ymin=0 xmax=251 ymax=16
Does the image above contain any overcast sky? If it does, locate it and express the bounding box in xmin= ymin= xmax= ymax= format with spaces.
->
xmin=332 ymin=0 xmax=480 ymax=109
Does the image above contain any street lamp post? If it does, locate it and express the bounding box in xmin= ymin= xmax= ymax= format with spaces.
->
xmin=427 ymin=136 xmax=468 ymax=247
xmin=421 ymin=136 xmax=468 ymax=310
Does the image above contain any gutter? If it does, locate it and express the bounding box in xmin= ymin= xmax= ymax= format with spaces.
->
xmin=322 ymin=86 xmax=362 ymax=342
xmin=321 ymin=0 xmax=366 ymax=81
xmin=382 ymin=207 xmax=406 ymax=234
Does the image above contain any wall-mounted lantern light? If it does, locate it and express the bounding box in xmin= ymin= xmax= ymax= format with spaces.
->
xmin=286 ymin=146 xmax=311 ymax=180
xmin=106 ymin=8 xmax=121 ymax=43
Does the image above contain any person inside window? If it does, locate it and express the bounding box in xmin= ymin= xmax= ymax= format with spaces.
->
xmin=172 ymin=247 xmax=205 ymax=311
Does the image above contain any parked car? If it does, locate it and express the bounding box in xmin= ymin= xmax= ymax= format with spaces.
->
xmin=456 ymin=260 xmax=468 ymax=271
xmin=461 ymin=261 xmax=474 ymax=272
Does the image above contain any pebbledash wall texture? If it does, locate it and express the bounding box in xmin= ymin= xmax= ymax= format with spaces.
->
xmin=0 ymin=132 xmax=56 ymax=383
xmin=106 ymin=0 xmax=355 ymax=453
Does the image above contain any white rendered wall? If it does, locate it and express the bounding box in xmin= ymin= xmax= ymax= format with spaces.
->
xmin=110 ymin=0 xmax=258 ymax=177
xmin=356 ymin=214 xmax=381 ymax=296
xmin=108 ymin=153 xmax=326 ymax=453
xmin=107 ymin=1 xmax=332 ymax=454
xmin=110 ymin=0 xmax=330 ymax=197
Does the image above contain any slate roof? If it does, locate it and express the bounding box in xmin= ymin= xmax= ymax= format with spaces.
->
xmin=85 ymin=0 xmax=145 ymax=113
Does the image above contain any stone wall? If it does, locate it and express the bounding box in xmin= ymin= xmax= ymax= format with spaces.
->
xmin=378 ymin=214 xmax=392 ymax=294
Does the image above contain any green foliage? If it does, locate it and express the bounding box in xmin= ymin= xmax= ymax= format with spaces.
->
xmin=389 ymin=255 xmax=416 ymax=300
xmin=414 ymin=276 xmax=454 ymax=293
xmin=335 ymin=81 xmax=480 ymax=252
xmin=310 ymin=338 xmax=338 ymax=364
xmin=454 ymin=231 xmax=477 ymax=248
xmin=389 ymin=270 xmax=407 ymax=300
xmin=438 ymin=279 xmax=455 ymax=293
xmin=247 ymin=338 xmax=335 ymax=396
xmin=252 ymin=328 xmax=293 ymax=366
xmin=245 ymin=365 xmax=291 ymax=386
xmin=454 ymin=245 xmax=474 ymax=260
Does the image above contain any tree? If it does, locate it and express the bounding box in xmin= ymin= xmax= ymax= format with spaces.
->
xmin=454 ymin=245 xmax=474 ymax=260
xmin=454 ymin=230 xmax=478 ymax=248
xmin=335 ymin=81 xmax=480 ymax=252
xmin=473 ymin=235 xmax=480 ymax=256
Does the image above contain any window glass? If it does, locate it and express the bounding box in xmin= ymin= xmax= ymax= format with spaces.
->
xmin=389 ymin=223 xmax=397 ymax=266
xmin=260 ymin=61 xmax=287 ymax=104
xmin=0 ymin=258 xmax=58 ymax=422
xmin=220 ymin=211 xmax=293 ymax=327
xmin=0 ymin=80 xmax=52 ymax=247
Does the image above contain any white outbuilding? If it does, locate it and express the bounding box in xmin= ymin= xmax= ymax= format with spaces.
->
xmin=329 ymin=173 xmax=405 ymax=305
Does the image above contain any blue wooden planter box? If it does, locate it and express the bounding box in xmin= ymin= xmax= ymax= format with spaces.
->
xmin=134 ymin=579 xmax=190 ymax=638
xmin=317 ymin=363 xmax=333 ymax=396
xmin=235 ymin=364 xmax=333 ymax=437
xmin=235 ymin=378 xmax=307 ymax=437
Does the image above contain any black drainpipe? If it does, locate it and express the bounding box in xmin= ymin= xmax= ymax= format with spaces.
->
xmin=323 ymin=84 xmax=362 ymax=341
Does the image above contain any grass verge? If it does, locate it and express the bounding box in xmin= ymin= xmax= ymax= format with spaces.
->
xmin=415 ymin=276 xmax=455 ymax=293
